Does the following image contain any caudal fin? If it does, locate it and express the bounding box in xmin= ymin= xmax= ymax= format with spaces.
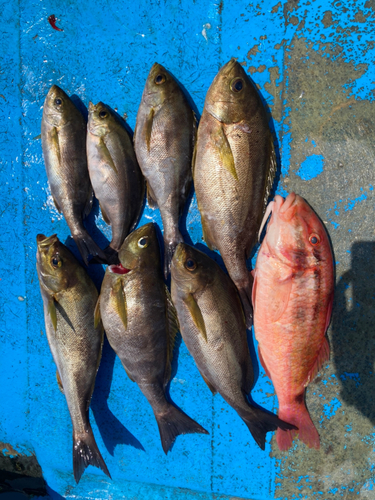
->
xmin=276 ymin=403 xmax=319 ymax=451
xmin=242 ymin=405 xmax=297 ymax=451
xmin=164 ymin=234 xmax=183 ymax=279
xmin=155 ymin=405 xmax=209 ymax=454
xmin=73 ymin=428 xmax=111 ymax=484
xmin=73 ymin=231 xmax=107 ymax=266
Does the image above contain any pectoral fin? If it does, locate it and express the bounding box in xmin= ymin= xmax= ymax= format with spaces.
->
xmin=184 ymin=294 xmax=207 ymax=342
xmin=48 ymin=296 xmax=57 ymax=331
xmin=99 ymin=137 xmax=118 ymax=174
xmin=145 ymin=108 xmax=155 ymax=152
xmin=214 ymin=126 xmax=237 ymax=180
xmin=112 ymin=279 xmax=127 ymax=329
xmin=50 ymin=127 xmax=61 ymax=165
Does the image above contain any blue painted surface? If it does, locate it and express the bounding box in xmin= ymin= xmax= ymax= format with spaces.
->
xmin=2 ymin=0 xmax=375 ymax=498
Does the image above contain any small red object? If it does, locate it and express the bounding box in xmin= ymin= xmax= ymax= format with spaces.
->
xmin=48 ymin=14 xmax=63 ymax=31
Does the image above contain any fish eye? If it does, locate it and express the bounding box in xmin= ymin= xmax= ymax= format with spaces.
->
xmin=138 ymin=236 xmax=149 ymax=248
xmin=231 ymin=78 xmax=243 ymax=93
xmin=55 ymin=98 xmax=62 ymax=106
xmin=99 ymin=110 xmax=107 ymax=118
xmin=155 ymin=74 xmax=166 ymax=85
xmin=51 ymin=254 xmax=62 ymax=268
xmin=309 ymin=233 xmax=321 ymax=246
xmin=185 ymin=259 xmax=197 ymax=271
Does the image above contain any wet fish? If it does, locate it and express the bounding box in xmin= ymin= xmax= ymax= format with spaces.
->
xmin=252 ymin=193 xmax=335 ymax=450
xmin=42 ymin=85 xmax=106 ymax=265
xmin=134 ymin=63 xmax=196 ymax=277
xmin=87 ymin=101 xmax=144 ymax=262
xmin=36 ymin=234 xmax=110 ymax=483
xmin=193 ymin=58 xmax=276 ymax=327
xmin=171 ymin=243 xmax=296 ymax=450
xmin=97 ymin=223 xmax=208 ymax=453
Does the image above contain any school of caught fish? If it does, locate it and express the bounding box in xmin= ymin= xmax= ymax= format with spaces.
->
xmin=37 ymin=58 xmax=335 ymax=483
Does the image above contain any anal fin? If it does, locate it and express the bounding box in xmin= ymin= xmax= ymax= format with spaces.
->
xmin=147 ymin=182 xmax=158 ymax=209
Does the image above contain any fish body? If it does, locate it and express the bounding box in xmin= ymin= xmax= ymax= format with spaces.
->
xmin=252 ymin=193 xmax=335 ymax=450
xmin=194 ymin=58 xmax=276 ymax=326
xmin=134 ymin=63 xmax=195 ymax=277
xmin=41 ymin=85 xmax=106 ymax=265
xmin=98 ymin=223 xmax=208 ymax=453
xmin=171 ymin=243 xmax=296 ymax=450
xmin=36 ymin=234 xmax=110 ymax=483
xmin=87 ymin=102 xmax=144 ymax=261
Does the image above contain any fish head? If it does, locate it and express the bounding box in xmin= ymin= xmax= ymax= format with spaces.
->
xmin=204 ymin=58 xmax=260 ymax=124
xmin=36 ymin=234 xmax=78 ymax=293
xmin=142 ymin=63 xmax=179 ymax=107
xmin=43 ymin=85 xmax=75 ymax=127
xmin=260 ymin=193 xmax=332 ymax=268
xmin=88 ymin=101 xmax=117 ymax=137
xmin=171 ymin=243 xmax=215 ymax=295
xmin=117 ymin=223 xmax=160 ymax=272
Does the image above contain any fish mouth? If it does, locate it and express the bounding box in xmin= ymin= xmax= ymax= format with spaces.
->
xmin=109 ymin=264 xmax=131 ymax=275
xmin=258 ymin=193 xmax=299 ymax=240
xmin=279 ymin=192 xmax=297 ymax=214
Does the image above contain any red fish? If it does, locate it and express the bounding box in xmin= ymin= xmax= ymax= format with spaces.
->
xmin=252 ymin=192 xmax=334 ymax=451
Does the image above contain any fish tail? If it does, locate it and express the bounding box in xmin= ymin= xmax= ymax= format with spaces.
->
xmin=241 ymin=405 xmax=297 ymax=451
xmin=155 ymin=405 xmax=209 ymax=454
xmin=237 ymin=276 xmax=253 ymax=328
xmin=73 ymin=231 xmax=107 ymax=266
xmin=103 ymin=245 xmax=120 ymax=265
xmin=73 ymin=427 xmax=111 ymax=484
xmin=276 ymin=403 xmax=319 ymax=451
xmin=163 ymin=232 xmax=184 ymax=279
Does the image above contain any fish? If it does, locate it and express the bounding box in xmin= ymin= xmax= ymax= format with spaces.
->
xmin=134 ymin=63 xmax=196 ymax=277
xmin=36 ymin=234 xmax=110 ymax=483
xmin=41 ymin=85 xmax=106 ymax=265
xmin=96 ymin=223 xmax=208 ymax=453
xmin=87 ymin=101 xmax=144 ymax=262
xmin=171 ymin=243 xmax=296 ymax=450
xmin=252 ymin=192 xmax=335 ymax=451
xmin=193 ymin=58 xmax=277 ymax=327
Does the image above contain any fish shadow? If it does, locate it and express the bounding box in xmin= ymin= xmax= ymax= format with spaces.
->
xmin=331 ymin=241 xmax=375 ymax=423
xmin=91 ymin=337 xmax=145 ymax=454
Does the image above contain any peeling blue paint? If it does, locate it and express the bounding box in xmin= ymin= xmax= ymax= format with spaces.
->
xmin=323 ymin=398 xmax=342 ymax=419
xmin=295 ymin=155 xmax=324 ymax=181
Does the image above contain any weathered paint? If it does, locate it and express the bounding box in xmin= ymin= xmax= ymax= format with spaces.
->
xmin=1 ymin=0 xmax=375 ymax=498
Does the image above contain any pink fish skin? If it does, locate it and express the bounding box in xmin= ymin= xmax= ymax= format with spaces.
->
xmin=253 ymin=192 xmax=334 ymax=451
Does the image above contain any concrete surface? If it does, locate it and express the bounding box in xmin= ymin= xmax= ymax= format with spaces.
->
xmin=1 ymin=0 xmax=374 ymax=498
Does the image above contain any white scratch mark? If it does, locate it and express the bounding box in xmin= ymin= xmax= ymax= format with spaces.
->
xmin=202 ymin=23 xmax=211 ymax=41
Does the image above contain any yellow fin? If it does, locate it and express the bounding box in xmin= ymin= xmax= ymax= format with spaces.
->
xmin=191 ymin=110 xmax=198 ymax=177
xmin=164 ymin=285 xmax=179 ymax=385
xmin=184 ymin=294 xmax=207 ymax=342
xmin=48 ymin=296 xmax=57 ymax=331
xmin=145 ymin=108 xmax=155 ymax=152
xmin=200 ymin=213 xmax=216 ymax=251
xmin=56 ymin=370 xmax=64 ymax=393
xmin=263 ymin=134 xmax=277 ymax=213
xmin=112 ymin=278 xmax=127 ymax=329
xmin=50 ymin=127 xmax=61 ymax=165
xmin=200 ymin=372 xmax=217 ymax=395
xmin=94 ymin=296 xmax=101 ymax=329
xmin=99 ymin=137 xmax=118 ymax=174
xmin=99 ymin=202 xmax=110 ymax=225
xmin=147 ymin=182 xmax=158 ymax=209
xmin=214 ymin=126 xmax=237 ymax=180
